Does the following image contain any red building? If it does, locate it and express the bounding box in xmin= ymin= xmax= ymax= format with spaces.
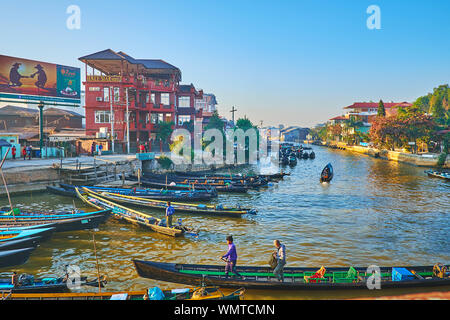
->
xmin=79 ymin=49 xmax=181 ymax=152
xmin=175 ymin=83 xmax=203 ymax=129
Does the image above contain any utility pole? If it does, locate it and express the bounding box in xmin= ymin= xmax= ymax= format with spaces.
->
xmin=109 ymin=87 xmax=114 ymax=153
xmin=125 ymin=88 xmax=130 ymax=154
xmin=230 ymin=106 xmax=237 ymax=124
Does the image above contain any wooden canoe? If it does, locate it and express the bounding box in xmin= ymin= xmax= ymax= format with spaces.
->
xmin=0 ymin=247 xmax=35 ymax=268
xmin=93 ymin=191 xmax=256 ymax=218
xmin=133 ymin=260 xmax=450 ymax=291
xmin=1 ymin=286 xmax=244 ymax=300
xmin=75 ymin=187 xmax=194 ymax=237
xmin=425 ymin=170 xmax=450 ymax=180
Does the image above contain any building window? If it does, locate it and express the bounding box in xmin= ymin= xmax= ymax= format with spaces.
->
xmin=178 ymin=115 xmax=191 ymax=125
xmin=179 ymin=96 xmax=190 ymax=108
xmin=95 ymin=111 xmax=111 ymax=123
xmin=114 ymin=87 xmax=120 ymax=102
xmin=158 ymin=113 xmax=164 ymax=123
xmin=150 ymin=113 xmax=158 ymax=124
xmin=151 ymin=93 xmax=156 ymax=104
xmin=103 ymin=88 xmax=110 ymax=102
xmin=161 ymin=93 xmax=170 ymax=105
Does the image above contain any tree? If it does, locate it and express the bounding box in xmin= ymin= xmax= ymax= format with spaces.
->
xmin=155 ymin=121 xmax=174 ymax=152
xmin=205 ymin=111 xmax=224 ymax=133
xmin=377 ymin=99 xmax=386 ymax=117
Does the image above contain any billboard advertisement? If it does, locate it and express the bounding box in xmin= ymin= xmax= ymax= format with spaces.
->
xmin=0 ymin=54 xmax=81 ymax=104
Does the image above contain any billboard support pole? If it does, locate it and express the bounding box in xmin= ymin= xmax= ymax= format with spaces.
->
xmin=38 ymin=102 xmax=44 ymax=158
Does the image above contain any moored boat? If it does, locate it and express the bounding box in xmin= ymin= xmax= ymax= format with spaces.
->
xmin=55 ymin=183 xmax=218 ymax=202
xmin=424 ymin=170 xmax=450 ymax=180
xmin=75 ymin=187 xmax=197 ymax=237
xmin=1 ymin=286 xmax=244 ymax=300
xmin=90 ymin=190 xmax=257 ymax=217
xmin=0 ymin=248 xmax=35 ymax=268
xmin=0 ymin=228 xmax=55 ymax=251
xmin=133 ymin=260 xmax=450 ymax=291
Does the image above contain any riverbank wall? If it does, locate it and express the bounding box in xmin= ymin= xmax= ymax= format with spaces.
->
xmin=321 ymin=141 xmax=450 ymax=168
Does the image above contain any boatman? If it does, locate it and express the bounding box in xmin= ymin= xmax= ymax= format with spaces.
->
xmin=273 ymin=240 xmax=286 ymax=282
xmin=221 ymin=235 xmax=242 ymax=279
xmin=165 ymin=201 xmax=175 ymax=227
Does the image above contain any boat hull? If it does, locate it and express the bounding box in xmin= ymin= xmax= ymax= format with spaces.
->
xmin=133 ymin=260 xmax=450 ymax=291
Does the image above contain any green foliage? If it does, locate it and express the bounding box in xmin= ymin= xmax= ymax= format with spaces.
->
xmin=413 ymin=84 xmax=450 ymax=125
xmin=155 ymin=121 xmax=174 ymax=143
xmin=205 ymin=111 xmax=225 ymax=133
xmin=437 ymin=152 xmax=447 ymax=167
xmin=309 ymin=126 xmax=327 ymax=140
xmin=157 ymin=155 xmax=173 ymax=169
xmin=377 ymin=100 xmax=386 ymax=117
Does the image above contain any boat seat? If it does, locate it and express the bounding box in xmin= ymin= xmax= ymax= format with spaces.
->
xmin=332 ymin=266 xmax=358 ymax=283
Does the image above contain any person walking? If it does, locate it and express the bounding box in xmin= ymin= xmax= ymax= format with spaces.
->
xmin=91 ymin=142 xmax=96 ymax=156
xmin=11 ymin=146 xmax=16 ymax=159
xmin=98 ymin=144 xmax=103 ymax=156
xmin=272 ymin=240 xmax=286 ymax=282
xmin=221 ymin=235 xmax=242 ymax=279
xmin=22 ymin=146 xmax=26 ymax=160
xmin=165 ymin=201 xmax=175 ymax=227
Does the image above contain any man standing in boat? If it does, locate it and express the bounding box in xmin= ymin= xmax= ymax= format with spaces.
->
xmin=273 ymin=240 xmax=286 ymax=282
xmin=221 ymin=235 xmax=242 ymax=279
xmin=165 ymin=201 xmax=175 ymax=227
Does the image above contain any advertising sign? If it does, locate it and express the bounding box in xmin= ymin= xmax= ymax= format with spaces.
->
xmin=0 ymin=54 xmax=81 ymax=104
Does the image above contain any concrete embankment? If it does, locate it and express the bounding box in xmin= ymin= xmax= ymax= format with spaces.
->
xmin=321 ymin=142 xmax=450 ymax=168
xmin=0 ymin=155 xmax=140 ymax=197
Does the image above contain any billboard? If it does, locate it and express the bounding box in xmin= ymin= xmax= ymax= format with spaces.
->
xmin=0 ymin=54 xmax=81 ymax=104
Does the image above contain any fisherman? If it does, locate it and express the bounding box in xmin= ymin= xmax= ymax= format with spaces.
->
xmin=165 ymin=201 xmax=175 ymax=227
xmin=272 ymin=240 xmax=286 ymax=282
xmin=221 ymin=235 xmax=242 ymax=279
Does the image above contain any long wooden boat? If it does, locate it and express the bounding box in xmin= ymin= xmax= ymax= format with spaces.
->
xmin=133 ymin=260 xmax=450 ymax=291
xmin=1 ymin=286 xmax=244 ymax=300
xmin=0 ymin=247 xmax=35 ymax=268
xmin=0 ymin=274 xmax=107 ymax=293
xmin=320 ymin=163 xmax=333 ymax=183
xmin=425 ymin=170 xmax=450 ymax=180
xmin=0 ymin=228 xmax=55 ymax=251
xmin=56 ymin=183 xmax=217 ymax=202
xmin=75 ymin=188 xmax=197 ymax=238
xmin=174 ymin=171 xmax=290 ymax=181
xmin=93 ymin=190 xmax=257 ymax=218
xmin=142 ymin=173 xmax=269 ymax=189
xmin=0 ymin=212 xmax=110 ymax=232
xmin=129 ymin=176 xmax=248 ymax=193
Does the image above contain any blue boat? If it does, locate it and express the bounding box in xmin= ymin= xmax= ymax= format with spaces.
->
xmin=0 ymin=247 xmax=35 ymax=268
xmin=0 ymin=228 xmax=55 ymax=251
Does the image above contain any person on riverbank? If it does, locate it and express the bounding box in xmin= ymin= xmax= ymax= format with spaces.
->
xmin=221 ymin=235 xmax=242 ymax=279
xmin=91 ymin=143 xmax=96 ymax=156
xmin=26 ymin=145 xmax=32 ymax=160
xmin=11 ymin=146 xmax=16 ymax=159
xmin=22 ymin=146 xmax=26 ymax=160
xmin=98 ymin=144 xmax=103 ymax=156
xmin=165 ymin=201 xmax=175 ymax=227
xmin=272 ymin=240 xmax=286 ymax=282
xmin=139 ymin=144 xmax=145 ymax=153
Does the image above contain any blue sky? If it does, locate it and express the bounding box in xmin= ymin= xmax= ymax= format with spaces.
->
xmin=0 ymin=0 xmax=449 ymax=127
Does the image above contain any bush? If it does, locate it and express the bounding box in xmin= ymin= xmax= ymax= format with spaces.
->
xmin=437 ymin=152 xmax=447 ymax=167
xmin=157 ymin=156 xmax=173 ymax=169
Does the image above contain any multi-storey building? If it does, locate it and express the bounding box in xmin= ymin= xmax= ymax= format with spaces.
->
xmin=195 ymin=93 xmax=218 ymax=126
xmin=79 ymin=49 xmax=181 ymax=152
xmin=175 ymin=83 xmax=203 ymax=129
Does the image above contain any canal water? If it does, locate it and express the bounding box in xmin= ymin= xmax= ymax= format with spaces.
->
xmin=1 ymin=146 xmax=449 ymax=299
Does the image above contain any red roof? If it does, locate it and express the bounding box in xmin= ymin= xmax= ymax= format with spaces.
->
xmin=329 ymin=116 xmax=347 ymax=121
xmin=344 ymin=102 xmax=412 ymax=109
